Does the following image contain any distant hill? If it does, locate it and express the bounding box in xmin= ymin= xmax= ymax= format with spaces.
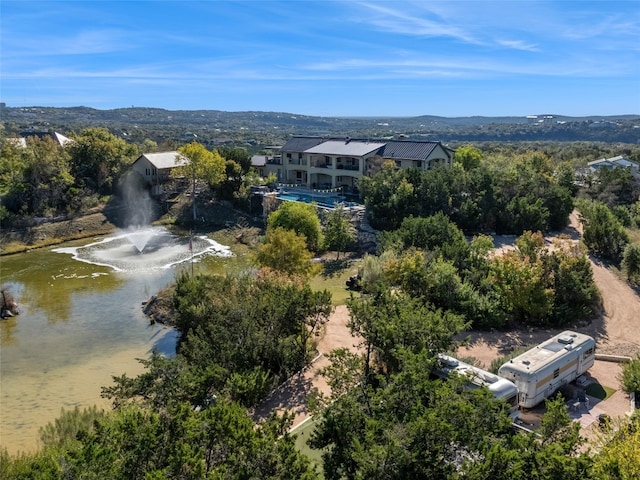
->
xmin=2 ymin=104 xmax=639 ymax=146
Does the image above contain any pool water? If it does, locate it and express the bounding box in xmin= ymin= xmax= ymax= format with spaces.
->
xmin=277 ymin=192 xmax=359 ymax=208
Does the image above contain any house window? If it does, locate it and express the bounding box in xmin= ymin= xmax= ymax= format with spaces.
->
xmin=298 ymin=153 xmax=303 ymax=160
xmin=395 ymin=160 xmax=402 ymax=168
xmin=286 ymin=153 xmax=292 ymax=159
xmin=145 ymin=168 xmax=150 ymax=175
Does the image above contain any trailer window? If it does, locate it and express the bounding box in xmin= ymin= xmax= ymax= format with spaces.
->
xmin=553 ymin=368 xmax=560 ymax=378
xmin=583 ymin=347 xmax=594 ymax=358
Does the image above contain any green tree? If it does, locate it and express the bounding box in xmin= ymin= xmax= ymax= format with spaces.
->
xmin=1 ymin=136 xmax=75 ymax=217
xmin=455 ymin=145 xmax=483 ymax=170
xmin=555 ymin=161 xmax=579 ymax=196
xmin=0 ymin=140 xmax=25 ymax=191
xmin=22 ymin=136 xmax=74 ymax=215
xmin=39 ymin=405 xmax=105 ymax=449
xmin=323 ymin=204 xmax=357 ymax=259
xmin=347 ymin=289 xmax=467 ymax=376
xmin=380 ymin=213 xmax=470 ymax=268
xmin=176 ymin=141 xmax=226 ymax=220
xmin=578 ymin=199 xmax=629 ymax=264
xmin=310 ymin=350 xmax=517 ymax=480
xmin=622 ymin=243 xmax=640 ymax=285
xmin=359 ymin=164 xmax=418 ymax=230
xmin=255 ymin=227 xmax=321 ymax=277
xmin=68 ymin=127 xmax=137 ymax=194
xmin=268 ymin=201 xmax=323 ymax=252
xmin=546 ymin=238 xmax=601 ymax=323
xmin=503 ymin=195 xmax=550 ymax=234
xmin=584 ymin=166 xmax=640 ymax=207
xmin=217 ymin=158 xmax=244 ymax=202
xmin=618 ymin=356 xmax=640 ymax=394
xmin=490 ymin=250 xmax=554 ymax=325
xmin=218 ymin=146 xmax=252 ymax=172
xmin=591 ymin=416 xmax=640 ymax=480
xmin=41 ymin=402 xmax=320 ymax=479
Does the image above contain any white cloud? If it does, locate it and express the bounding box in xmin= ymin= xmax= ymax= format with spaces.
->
xmin=496 ymin=40 xmax=540 ymax=52
xmin=352 ymin=1 xmax=481 ymax=44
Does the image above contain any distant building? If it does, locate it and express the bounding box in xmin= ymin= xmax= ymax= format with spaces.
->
xmin=130 ymin=151 xmax=189 ymax=195
xmin=250 ymin=155 xmax=268 ymax=177
xmin=11 ymin=131 xmax=73 ymax=147
xmin=251 ymin=146 xmax=282 ymax=178
xmin=588 ymin=155 xmax=639 ymax=175
xmin=264 ymin=136 xmax=454 ymax=192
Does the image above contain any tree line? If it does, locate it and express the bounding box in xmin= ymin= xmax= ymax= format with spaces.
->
xmin=0 ymin=128 xmax=265 ymax=227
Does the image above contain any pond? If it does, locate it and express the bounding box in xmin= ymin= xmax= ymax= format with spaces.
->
xmin=0 ymin=229 xmax=240 ymax=455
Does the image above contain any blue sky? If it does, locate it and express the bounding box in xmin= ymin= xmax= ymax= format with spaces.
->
xmin=1 ymin=0 xmax=639 ymax=117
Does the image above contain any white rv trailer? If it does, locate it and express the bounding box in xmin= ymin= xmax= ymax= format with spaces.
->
xmin=498 ymin=331 xmax=596 ymax=408
xmin=435 ymin=355 xmax=519 ymax=418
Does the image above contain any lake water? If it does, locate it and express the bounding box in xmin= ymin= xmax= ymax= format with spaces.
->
xmin=0 ymin=231 xmax=238 ymax=455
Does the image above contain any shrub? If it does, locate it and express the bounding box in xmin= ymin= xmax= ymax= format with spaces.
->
xmin=622 ymin=243 xmax=640 ymax=285
xmin=619 ymin=357 xmax=640 ymax=395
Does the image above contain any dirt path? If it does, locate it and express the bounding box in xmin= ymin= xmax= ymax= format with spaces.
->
xmin=252 ymin=305 xmax=361 ymax=426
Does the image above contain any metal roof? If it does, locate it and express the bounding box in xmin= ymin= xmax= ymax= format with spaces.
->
xmin=588 ymin=156 xmax=638 ymax=168
xmin=379 ymin=140 xmax=442 ymax=160
xmin=21 ymin=131 xmax=73 ymax=147
xmin=280 ymin=136 xmax=326 ymax=152
xmin=280 ymin=136 xmax=453 ymax=161
xmin=499 ymin=331 xmax=594 ymax=373
xmin=304 ymin=140 xmax=386 ymax=157
xmin=140 ymin=151 xmax=189 ymax=169
xmin=251 ymin=154 xmax=267 ymax=167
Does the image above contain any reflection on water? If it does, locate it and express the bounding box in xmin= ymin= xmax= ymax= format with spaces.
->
xmin=0 ymin=232 xmax=232 ymax=455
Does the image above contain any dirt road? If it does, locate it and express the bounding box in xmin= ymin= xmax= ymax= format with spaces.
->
xmin=252 ymin=305 xmax=359 ymax=426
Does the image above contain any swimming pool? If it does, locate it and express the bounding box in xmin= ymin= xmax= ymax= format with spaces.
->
xmin=277 ymin=192 xmax=359 ymax=208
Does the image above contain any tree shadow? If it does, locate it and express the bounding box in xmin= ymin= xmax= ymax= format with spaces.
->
xmin=321 ymin=258 xmax=352 ymax=278
xmin=460 ymin=310 xmax=609 ymax=358
xmin=251 ymin=365 xmax=318 ymax=424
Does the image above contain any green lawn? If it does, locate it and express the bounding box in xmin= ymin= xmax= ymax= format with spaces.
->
xmin=586 ymin=382 xmax=617 ymax=400
xmin=291 ymin=417 xmax=325 ymax=477
xmin=310 ymin=258 xmax=363 ymax=305
xmin=209 ymin=227 xmax=363 ymax=307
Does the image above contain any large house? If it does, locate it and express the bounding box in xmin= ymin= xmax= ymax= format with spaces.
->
xmin=263 ymin=136 xmax=454 ymax=191
xmin=130 ymin=151 xmax=189 ymax=195
xmin=588 ymin=155 xmax=639 ymax=175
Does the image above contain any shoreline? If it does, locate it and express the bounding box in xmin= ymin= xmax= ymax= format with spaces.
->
xmin=0 ymin=211 xmax=119 ymax=255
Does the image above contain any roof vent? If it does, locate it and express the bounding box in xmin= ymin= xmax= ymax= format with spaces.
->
xmin=558 ymin=335 xmax=574 ymax=345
